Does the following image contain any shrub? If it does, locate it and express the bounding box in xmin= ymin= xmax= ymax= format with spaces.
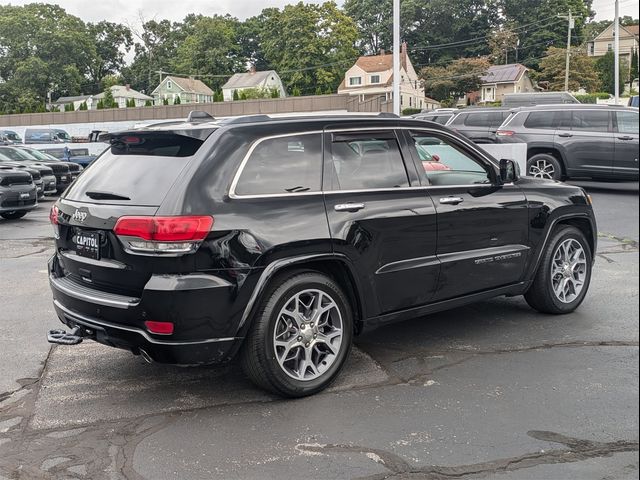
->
xmin=144 ymin=100 xmax=153 ymax=107
xmin=402 ymin=108 xmax=421 ymax=116
xmin=575 ymin=92 xmax=611 ymax=104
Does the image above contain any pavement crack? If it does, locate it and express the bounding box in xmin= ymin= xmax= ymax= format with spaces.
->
xmin=297 ymin=431 xmax=639 ymax=480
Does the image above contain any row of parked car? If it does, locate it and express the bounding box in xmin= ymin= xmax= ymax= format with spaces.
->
xmin=414 ymin=103 xmax=639 ymax=182
xmin=1 ymin=127 xmax=72 ymax=144
xmin=0 ymin=145 xmax=83 ymax=220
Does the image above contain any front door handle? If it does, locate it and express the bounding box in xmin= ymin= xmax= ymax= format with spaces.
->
xmin=334 ymin=202 xmax=366 ymax=212
xmin=618 ymin=136 xmax=634 ymax=141
xmin=558 ymin=133 xmax=573 ymax=138
xmin=439 ymin=197 xmax=464 ymax=205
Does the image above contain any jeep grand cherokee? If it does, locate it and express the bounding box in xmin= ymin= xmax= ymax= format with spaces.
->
xmin=47 ymin=113 xmax=597 ymax=397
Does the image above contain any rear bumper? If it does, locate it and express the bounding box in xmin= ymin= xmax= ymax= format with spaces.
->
xmin=48 ymin=255 xmax=244 ymax=365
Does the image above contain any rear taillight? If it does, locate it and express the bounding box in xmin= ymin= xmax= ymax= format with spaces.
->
xmin=49 ymin=205 xmax=59 ymax=225
xmin=49 ymin=205 xmax=59 ymax=238
xmin=114 ymin=216 xmax=213 ymax=255
xmin=496 ymin=130 xmax=515 ymax=136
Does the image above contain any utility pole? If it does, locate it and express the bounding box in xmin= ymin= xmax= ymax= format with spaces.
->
xmin=614 ymin=0 xmax=620 ymax=103
xmin=558 ymin=11 xmax=575 ymax=92
xmin=392 ymin=0 xmax=400 ymax=116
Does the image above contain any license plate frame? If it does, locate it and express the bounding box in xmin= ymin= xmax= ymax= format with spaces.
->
xmin=76 ymin=231 xmax=101 ymax=260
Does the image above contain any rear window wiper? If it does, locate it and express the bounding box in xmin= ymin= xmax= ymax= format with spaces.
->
xmin=85 ymin=191 xmax=131 ymax=200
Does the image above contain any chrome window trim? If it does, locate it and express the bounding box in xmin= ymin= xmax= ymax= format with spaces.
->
xmin=228 ymin=130 xmax=324 ymax=199
xmin=228 ymin=126 xmax=502 ymax=200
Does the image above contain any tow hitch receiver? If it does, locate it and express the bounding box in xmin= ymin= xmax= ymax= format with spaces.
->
xmin=47 ymin=325 xmax=89 ymax=345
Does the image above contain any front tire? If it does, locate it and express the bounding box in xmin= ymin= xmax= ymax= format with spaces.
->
xmin=528 ymin=153 xmax=564 ymax=181
xmin=525 ymin=226 xmax=592 ymax=314
xmin=241 ymin=271 xmax=353 ymax=397
xmin=1 ymin=211 xmax=28 ymax=220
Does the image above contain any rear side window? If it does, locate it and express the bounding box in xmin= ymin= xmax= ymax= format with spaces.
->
xmin=570 ymin=110 xmax=610 ymax=132
xmin=524 ymin=111 xmax=563 ymax=129
xmin=235 ymin=134 xmax=322 ymax=196
xmin=464 ymin=112 xmax=506 ymax=127
xmin=64 ymin=133 xmax=209 ymax=206
xmin=327 ymin=131 xmax=409 ymax=190
xmin=616 ymin=111 xmax=639 ymax=134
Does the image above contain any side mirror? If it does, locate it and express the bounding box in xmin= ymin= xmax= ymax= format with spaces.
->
xmin=499 ymin=158 xmax=519 ymax=184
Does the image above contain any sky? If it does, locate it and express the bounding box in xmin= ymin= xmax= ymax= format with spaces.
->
xmin=1 ymin=0 xmax=637 ymax=24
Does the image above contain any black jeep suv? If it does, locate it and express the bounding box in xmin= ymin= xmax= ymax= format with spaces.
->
xmin=48 ymin=113 xmax=597 ymax=397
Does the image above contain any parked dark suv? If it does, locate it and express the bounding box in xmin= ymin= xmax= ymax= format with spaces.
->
xmin=47 ymin=113 xmax=597 ymax=397
xmin=497 ymin=104 xmax=639 ymax=181
xmin=445 ymin=107 xmax=511 ymax=143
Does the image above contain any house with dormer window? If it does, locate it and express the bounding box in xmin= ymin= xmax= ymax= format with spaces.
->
xmin=337 ymin=43 xmax=438 ymax=111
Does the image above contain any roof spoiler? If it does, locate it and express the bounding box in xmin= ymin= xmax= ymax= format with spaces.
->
xmin=377 ymin=112 xmax=399 ymax=118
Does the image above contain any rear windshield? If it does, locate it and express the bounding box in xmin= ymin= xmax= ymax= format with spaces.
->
xmin=63 ymin=133 xmax=208 ymax=206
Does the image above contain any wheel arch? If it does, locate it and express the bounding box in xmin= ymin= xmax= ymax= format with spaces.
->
xmin=556 ymin=217 xmax=596 ymax=260
xmin=238 ymin=254 xmax=368 ymax=337
xmin=527 ymin=146 xmax=568 ymax=175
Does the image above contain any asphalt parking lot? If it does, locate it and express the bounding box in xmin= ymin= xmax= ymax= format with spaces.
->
xmin=0 ymin=181 xmax=638 ymax=480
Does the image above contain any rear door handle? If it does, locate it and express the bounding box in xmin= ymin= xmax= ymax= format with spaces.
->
xmin=439 ymin=197 xmax=464 ymax=205
xmin=618 ymin=136 xmax=634 ymax=141
xmin=558 ymin=133 xmax=573 ymax=138
xmin=334 ymin=202 xmax=365 ymax=212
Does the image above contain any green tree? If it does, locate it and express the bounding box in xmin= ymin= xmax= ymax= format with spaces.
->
xmin=631 ymin=48 xmax=639 ymax=80
xmin=420 ymin=57 xmax=491 ymax=101
xmin=498 ymin=0 xmax=593 ymax=69
xmin=488 ymin=27 xmax=520 ymax=64
xmin=0 ymin=4 xmax=93 ymax=112
xmin=343 ymin=0 xmax=392 ymax=54
xmin=173 ymin=15 xmax=243 ymax=91
xmin=596 ymin=50 xmax=627 ymax=94
xmin=174 ymin=95 xmax=181 ymax=105
xmin=144 ymin=100 xmax=153 ymax=107
xmin=102 ymin=87 xmax=116 ymax=108
xmin=233 ymin=89 xmax=239 ymax=101
xmin=64 ymin=103 xmax=74 ymax=112
xmin=257 ymin=2 xmax=358 ymax=95
xmin=86 ymin=21 xmax=132 ymax=88
xmin=79 ymin=101 xmax=88 ymax=110
xmin=96 ymin=99 xmax=105 ymax=109
xmin=538 ymin=46 xmax=600 ymax=91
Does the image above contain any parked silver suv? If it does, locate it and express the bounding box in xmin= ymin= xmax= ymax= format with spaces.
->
xmin=496 ymin=105 xmax=639 ymax=181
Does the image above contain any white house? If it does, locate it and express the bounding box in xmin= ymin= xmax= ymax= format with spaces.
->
xmin=221 ymin=69 xmax=286 ymax=101
xmin=337 ymin=43 xmax=438 ymax=112
xmin=52 ymin=85 xmax=153 ymax=111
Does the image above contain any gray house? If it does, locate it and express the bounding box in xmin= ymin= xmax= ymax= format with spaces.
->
xmin=222 ymin=69 xmax=286 ymax=101
xmin=151 ymin=76 xmax=215 ymax=105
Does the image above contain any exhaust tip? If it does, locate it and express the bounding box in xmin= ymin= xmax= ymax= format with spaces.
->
xmin=139 ymin=349 xmax=153 ymax=364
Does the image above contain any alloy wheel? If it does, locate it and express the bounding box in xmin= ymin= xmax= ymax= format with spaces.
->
xmin=529 ymin=159 xmax=556 ymax=179
xmin=550 ymin=239 xmax=587 ymax=303
xmin=273 ymin=289 xmax=343 ymax=381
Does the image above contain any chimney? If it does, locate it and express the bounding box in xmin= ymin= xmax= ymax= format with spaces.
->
xmin=401 ymin=42 xmax=408 ymax=69
xmin=125 ymin=84 xmax=131 ymax=91
xmin=249 ymin=64 xmax=256 ymax=74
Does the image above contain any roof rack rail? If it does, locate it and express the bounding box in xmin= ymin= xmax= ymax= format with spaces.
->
xmin=187 ymin=110 xmax=215 ymax=123
xmin=223 ymin=115 xmax=272 ymax=124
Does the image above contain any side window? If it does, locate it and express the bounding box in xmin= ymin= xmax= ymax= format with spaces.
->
xmin=235 ymin=133 xmax=322 ymax=196
xmin=464 ymin=113 xmax=491 ymax=127
xmin=524 ymin=111 xmax=562 ymax=129
xmin=327 ymin=131 xmax=409 ymax=190
xmin=570 ymin=110 xmax=610 ymax=132
xmin=410 ymin=131 xmax=491 ymax=186
xmin=616 ymin=111 xmax=639 ymax=134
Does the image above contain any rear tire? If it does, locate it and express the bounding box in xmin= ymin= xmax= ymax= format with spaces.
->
xmin=240 ymin=271 xmax=353 ymax=397
xmin=528 ymin=153 xmax=564 ymax=181
xmin=525 ymin=226 xmax=592 ymax=314
xmin=1 ymin=211 xmax=27 ymax=220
